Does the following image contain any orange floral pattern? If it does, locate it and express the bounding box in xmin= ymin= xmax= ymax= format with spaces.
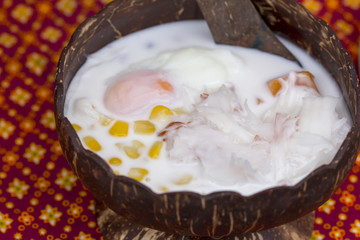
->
xmin=25 ymin=52 xmax=48 ymax=76
xmin=55 ymin=168 xmax=77 ymax=191
xmin=0 ymin=0 xmax=358 ymax=239
xmin=0 ymin=118 xmax=16 ymax=139
xmin=329 ymin=226 xmax=346 ymax=240
xmin=318 ymin=198 xmax=336 ymax=214
xmin=9 ymin=87 xmax=32 ymax=106
xmin=350 ymin=219 xmax=360 ymax=237
xmin=39 ymin=205 xmax=62 ymax=226
xmin=10 ymin=4 xmax=33 ymax=24
xmin=17 ymin=212 xmax=34 ymax=226
xmin=23 ymin=143 xmax=46 ymax=165
xmin=66 ymin=203 xmax=83 ymax=218
xmin=0 ymin=33 xmax=17 ymax=48
xmin=0 ymin=212 xmax=13 ymax=234
xmin=6 ymin=178 xmax=30 ymax=200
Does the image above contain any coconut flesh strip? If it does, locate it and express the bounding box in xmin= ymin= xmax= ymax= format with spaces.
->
xmin=164 ymin=72 xmax=350 ymax=187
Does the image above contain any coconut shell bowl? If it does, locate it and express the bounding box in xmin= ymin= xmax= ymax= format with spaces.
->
xmin=54 ymin=0 xmax=360 ymax=239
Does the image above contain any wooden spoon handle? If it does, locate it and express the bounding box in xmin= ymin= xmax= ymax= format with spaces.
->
xmin=196 ymin=0 xmax=299 ymax=64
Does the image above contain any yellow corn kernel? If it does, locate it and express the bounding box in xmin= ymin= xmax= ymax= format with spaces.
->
xmin=149 ymin=105 xmax=174 ymax=122
xmin=109 ymin=120 xmax=128 ymax=137
xmin=124 ymin=146 xmax=140 ymax=159
xmin=148 ymin=141 xmax=163 ymax=159
xmin=173 ymin=107 xmax=186 ymax=115
xmin=160 ymin=186 xmax=169 ymax=192
xmin=113 ymin=170 xmax=120 ymax=175
xmin=83 ymin=136 xmax=102 ymax=152
xmin=174 ymin=175 xmax=193 ymax=185
xmin=128 ymin=168 xmax=148 ymax=181
xmin=99 ymin=114 xmax=113 ymax=126
xmin=132 ymin=140 xmax=144 ymax=149
xmin=72 ymin=124 xmax=82 ymax=132
xmin=124 ymin=140 xmax=144 ymax=159
xmin=108 ymin=157 xmax=122 ymax=166
xmin=134 ymin=120 xmax=155 ymax=135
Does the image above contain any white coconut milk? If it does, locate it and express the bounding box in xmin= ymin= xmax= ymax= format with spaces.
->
xmin=65 ymin=20 xmax=350 ymax=195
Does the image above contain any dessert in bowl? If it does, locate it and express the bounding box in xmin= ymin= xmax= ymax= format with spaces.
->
xmin=55 ymin=0 xmax=360 ymax=238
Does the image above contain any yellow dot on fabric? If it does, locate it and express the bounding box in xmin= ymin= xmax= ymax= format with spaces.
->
xmin=24 ymin=77 xmax=33 ymax=85
xmin=46 ymin=162 xmax=55 ymax=170
xmin=54 ymin=193 xmax=63 ymax=201
xmin=79 ymin=191 xmax=87 ymax=197
xmin=88 ymin=221 xmax=96 ymax=228
xmin=338 ymin=213 xmax=347 ymax=220
xmin=67 ymin=218 xmax=74 ymax=224
xmin=15 ymin=138 xmax=24 ymax=145
xmin=0 ymin=172 xmax=6 ymax=179
xmin=337 ymin=221 xmax=344 ymax=227
xmin=15 ymin=162 xmax=23 ymax=169
xmin=344 ymin=12 xmax=354 ymax=21
xmin=80 ymin=215 xmax=88 ymax=222
xmin=2 ymin=164 xmax=10 ymax=172
xmin=349 ymin=174 xmax=358 ymax=183
xmin=63 ymin=225 xmax=71 ymax=232
xmin=30 ymin=198 xmax=38 ymax=206
xmin=39 ymin=133 xmax=47 ymax=140
xmin=30 ymin=174 xmax=37 ymax=181
xmin=62 ymin=200 xmax=69 ymax=207
xmin=31 ymin=104 xmax=40 ymax=112
xmin=323 ymin=223 xmax=331 ymax=229
xmin=8 ymin=109 xmax=17 ymax=116
xmin=5 ymin=202 xmax=14 ymax=209
xmin=1 ymin=80 xmax=10 ymax=88
xmin=342 ymin=206 xmax=349 ymax=212
xmin=18 ymin=225 xmax=25 ymax=231
xmin=22 ymin=167 xmax=31 ymax=175
xmin=346 ymin=184 xmax=354 ymax=192
xmin=47 ymin=188 xmax=55 ymax=195
xmin=34 ymin=191 xmax=41 ymax=197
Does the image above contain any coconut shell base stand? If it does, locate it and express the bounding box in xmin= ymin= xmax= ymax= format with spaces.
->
xmin=96 ymin=201 xmax=315 ymax=240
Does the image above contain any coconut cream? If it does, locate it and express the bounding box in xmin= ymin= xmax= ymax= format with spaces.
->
xmin=64 ymin=20 xmax=350 ymax=195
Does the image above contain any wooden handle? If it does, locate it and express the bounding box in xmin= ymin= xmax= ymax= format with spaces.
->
xmin=196 ymin=0 xmax=300 ymax=64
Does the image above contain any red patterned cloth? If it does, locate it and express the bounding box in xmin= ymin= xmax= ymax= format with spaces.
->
xmin=0 ymin=1 xmax=359 ymax=239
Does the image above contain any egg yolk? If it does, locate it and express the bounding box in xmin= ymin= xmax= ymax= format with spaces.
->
xmin=104 ymin=71 xmax=175 ymax=115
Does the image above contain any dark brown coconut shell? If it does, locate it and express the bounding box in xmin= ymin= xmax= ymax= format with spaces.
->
xmin=54 ymin=0 xmax=360 ymax=238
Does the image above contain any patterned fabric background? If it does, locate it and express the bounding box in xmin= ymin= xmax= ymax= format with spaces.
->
xmin=0 ymin=0 xmax=359 ymax=239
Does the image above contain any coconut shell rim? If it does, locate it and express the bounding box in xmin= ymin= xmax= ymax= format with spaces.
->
xmin=54 ymin=0 xmax=360 ymax=236
xmin=55 ymin=0 xmax=360 ymax=199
